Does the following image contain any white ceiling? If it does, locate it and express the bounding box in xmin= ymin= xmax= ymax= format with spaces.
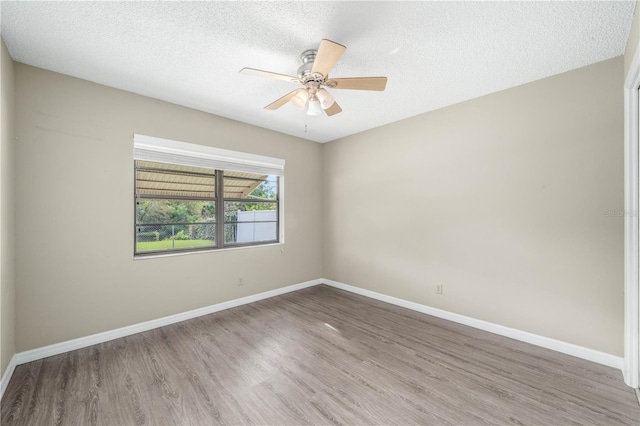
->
xmin=0 ymin=1 xmax=635 ymax=143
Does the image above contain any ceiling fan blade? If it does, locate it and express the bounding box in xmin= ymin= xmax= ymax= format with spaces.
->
xmin=325 ymin=77 xmax=387 ymax=91
xmin=264 ymin=89 xmax=301 ymax=110
xmin=311 ymin=39 xmax=346 ymax=78
xmin=325 ymin=102 xmax=342 ymax=117
xmin=240 ymin=67 xmax=301 ymax=83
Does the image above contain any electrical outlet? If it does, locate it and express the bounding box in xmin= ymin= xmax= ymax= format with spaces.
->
xmin=435 ymin=284 xmax=443 ymax=295
xmin=238 ymin=277 xmax=244 ymax=286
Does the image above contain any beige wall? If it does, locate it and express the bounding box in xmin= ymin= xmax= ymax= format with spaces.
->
xmin=14 ymin=64 xmax=323 ymax=352
xmin=324 ymin=57 xmax=624 ymax=356
xmin=1 ymin=40 xmax=16 ymax=375
xmin=625 ymin=1 xmax=640 ymax=78
xmin=9 ymin=55 xmax=627 ymax=357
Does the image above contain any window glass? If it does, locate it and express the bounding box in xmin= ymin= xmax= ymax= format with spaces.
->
xmin=223 ymin=172 xmax=278 ymax=246
xmin=134 ymin=162 xmax=279 ymax=255
xmin=135 ymin=198 xmax=216 ymax=253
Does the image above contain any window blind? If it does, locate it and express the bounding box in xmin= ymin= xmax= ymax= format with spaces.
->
xmin=133 ymin=134 xmax=285 ymax=176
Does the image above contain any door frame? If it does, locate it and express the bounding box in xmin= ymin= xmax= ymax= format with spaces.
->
xmin=624 ymin=46 xmax=640 ymax=389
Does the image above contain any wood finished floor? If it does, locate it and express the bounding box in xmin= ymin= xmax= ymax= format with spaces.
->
xmin=2 ymin=285 xmax=639 ymax=425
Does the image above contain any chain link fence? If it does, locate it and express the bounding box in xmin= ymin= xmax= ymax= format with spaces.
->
xmin=136 ymin=222 xmax=216 ymax=252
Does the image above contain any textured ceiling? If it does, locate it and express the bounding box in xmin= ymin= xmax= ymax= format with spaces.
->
xmin=0 ymin=1 xmax=635 ymax=143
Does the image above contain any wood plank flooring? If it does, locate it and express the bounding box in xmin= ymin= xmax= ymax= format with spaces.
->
xmin=2 ymin=285 xmax=639 ymax=425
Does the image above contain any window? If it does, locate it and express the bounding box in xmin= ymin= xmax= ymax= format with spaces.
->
xmin=133 ymin=135 xmax=284 ymax=256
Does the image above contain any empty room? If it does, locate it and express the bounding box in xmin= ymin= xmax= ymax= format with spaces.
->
xmin=1 ymin=1 xmax=640 ymax=425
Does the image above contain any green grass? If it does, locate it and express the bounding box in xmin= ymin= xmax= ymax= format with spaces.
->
xmin=136 ymin=239 xmax=215 ymax=252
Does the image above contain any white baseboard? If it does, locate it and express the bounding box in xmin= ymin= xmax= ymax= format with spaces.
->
xmin=322 ymin=279 xmax=624 ymax=370
xmin=0 ymin=354 xmax=17 ymax=401
xmin=15 ymin=278 xmax=322 ymax=366
xmin=4 ymin=276 xmax=623 ymax=397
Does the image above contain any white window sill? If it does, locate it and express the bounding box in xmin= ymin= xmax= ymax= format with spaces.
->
xmin=133 ymin=242 xmax=284 ymax=260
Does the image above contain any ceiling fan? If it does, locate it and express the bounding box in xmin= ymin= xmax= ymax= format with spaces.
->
xmin=240 ymin=39 xmax=387 ymax=117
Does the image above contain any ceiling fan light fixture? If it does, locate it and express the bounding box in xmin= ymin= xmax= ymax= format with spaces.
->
xmin=291 ymin=89 xmax=309 ymax=110
xmin=306 ymin=96 xmax=323 ymax=116
xmin=316 ymin=88 xmax=335 ymax=109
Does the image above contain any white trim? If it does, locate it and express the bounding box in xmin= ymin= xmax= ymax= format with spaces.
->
xmin=133 ymin=134 xmax=285 ymax=176
xmin=8 ymin=278 xmax=626 ymax=382
xmin=323 ymin=279 xmax=624 ymax=370
xmin=624 ymin=40 xmax=640 ymax=388
xmin=133 ymin=242 xmax=283 ymax=261
xmin=0 ymin=355 xmax=17 ymax=401
xmin=15 ymin=279 xmax=322 ymax=365
xmin=278 ymin=175 xmax=285 ymax=243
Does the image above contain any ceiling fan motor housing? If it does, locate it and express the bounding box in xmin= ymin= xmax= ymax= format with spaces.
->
xmin=298 ymin=49 xmax=324 ymax=84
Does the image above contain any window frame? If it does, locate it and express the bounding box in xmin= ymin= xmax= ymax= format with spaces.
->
xmin=133 ymin=162 xmax=282 ymax=258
